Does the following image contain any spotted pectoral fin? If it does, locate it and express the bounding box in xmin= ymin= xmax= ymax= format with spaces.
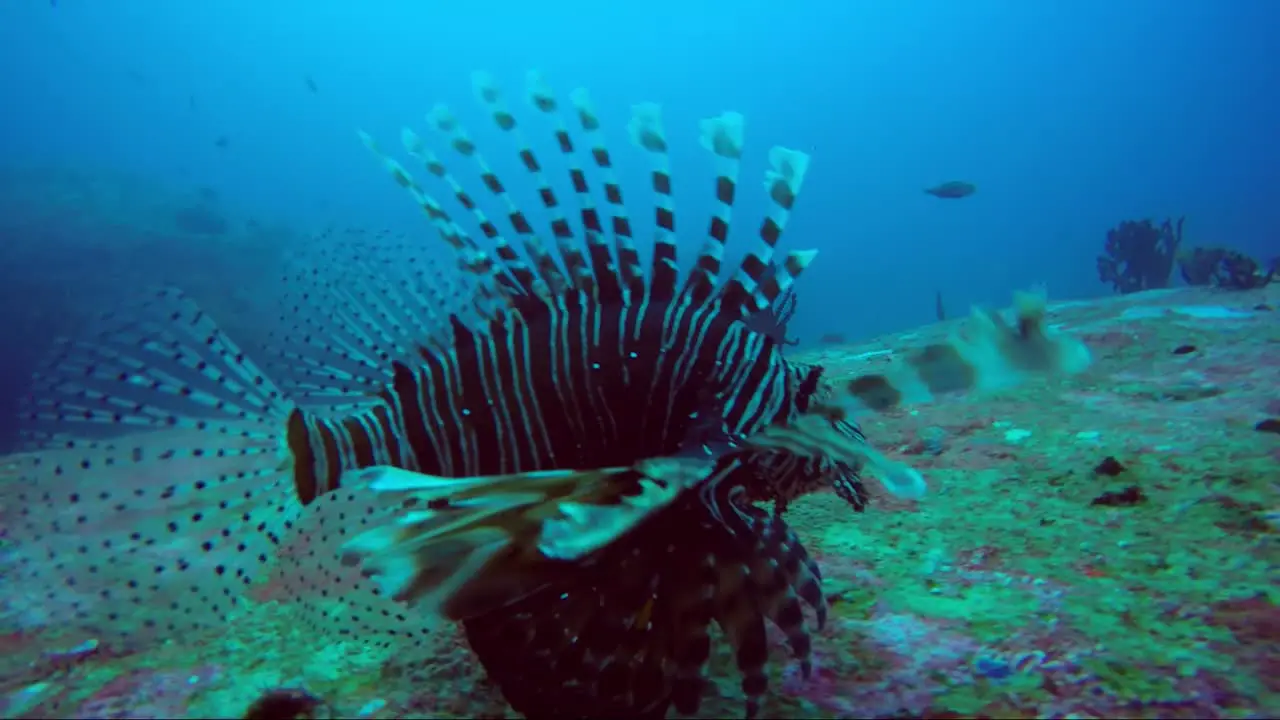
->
xmin=337 ymin=458 xmax=713 ymax=621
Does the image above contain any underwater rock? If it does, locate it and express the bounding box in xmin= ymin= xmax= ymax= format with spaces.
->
xmin=1093 ymin=455 xmax=1127 ymax=477
xmin=242 ymin=687 xmax=330 ymax=720
xmin=1089 ymin=484 xmax=1146 ymax=507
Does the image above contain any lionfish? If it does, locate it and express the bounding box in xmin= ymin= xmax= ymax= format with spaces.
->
xmin=2 ymin=71 xmax=1091 ymax=718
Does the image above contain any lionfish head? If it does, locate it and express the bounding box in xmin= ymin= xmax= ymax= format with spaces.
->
xmin=738 ymin=360 xmax=870 ymax=513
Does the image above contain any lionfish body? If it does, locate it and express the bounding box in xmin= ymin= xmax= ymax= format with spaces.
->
xmin=3 ymin=72 xmax=1091 ymax=719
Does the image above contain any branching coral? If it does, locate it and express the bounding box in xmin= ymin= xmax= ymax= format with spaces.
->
xmin=1178 ymin=246 xmax=1276 ymax=290
xmin=1096 ymin=217 xmax=1182 ymax=294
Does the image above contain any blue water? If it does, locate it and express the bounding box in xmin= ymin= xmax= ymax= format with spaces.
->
xmin=0 ymin=0 xmax=1276 ymax=450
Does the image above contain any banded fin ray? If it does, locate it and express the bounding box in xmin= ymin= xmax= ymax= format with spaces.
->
xmin=534 ymin=76 xmax=640 ymax=302
xmin=357 ymin=129 xmax=526 ymax=304
xmin=464 ymin=71 xmax=596 ymax=296
xmin=361 ymin=70 xmax=820 ymax=327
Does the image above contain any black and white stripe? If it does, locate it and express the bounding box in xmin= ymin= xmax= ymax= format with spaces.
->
xmin=288 ymin=284 xmax=802 ymax=496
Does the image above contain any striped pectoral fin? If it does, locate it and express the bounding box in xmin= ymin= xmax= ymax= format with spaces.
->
xmin=337 ymin=459 xmax=713 ymax=621
xmin=537 ymin=456 xmax=714 ymax=559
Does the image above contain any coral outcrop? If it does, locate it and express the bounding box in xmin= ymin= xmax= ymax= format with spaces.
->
xmin=1097 ymin=217 xmax=1183 ymax=294
xmin=1178 ymin=246 xmax=1276 ymax=290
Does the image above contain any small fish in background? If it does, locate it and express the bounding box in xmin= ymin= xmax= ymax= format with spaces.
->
xmin=214 ymin=135 xmax=230 ymax=149
xmin=935 ymin=290 xmax=946 ymax=321
xmin=305 ymin=74 xmax=319 ymax=93
xmin=189 ymin=95 xmax=198 ymax=111
xmin=924 ymin=180 xmax=975 ymax=199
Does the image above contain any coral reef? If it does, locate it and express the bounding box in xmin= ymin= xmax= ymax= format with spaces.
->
xmin=1178 ymin=246 xmax=1276 ymax=290
xmin=3 ymin=283 xmax=1277 ymax=718
xmin=1097 ymin=216 xmax=1183 ymax=294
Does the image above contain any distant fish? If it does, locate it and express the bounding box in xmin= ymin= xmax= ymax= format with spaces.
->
xmin=305 ymin=74 xmax=319 ymax=93
xmin=924 ymin=180 xmax=975 ymax=199
xmin=214 ymin=135 xmax=230 ymax=149
xmin=935 ymin=290 xmax=946 ymax=321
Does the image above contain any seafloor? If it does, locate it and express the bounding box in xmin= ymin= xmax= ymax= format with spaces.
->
xmin=2 ymin=284 xmax=1277 ymax=719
